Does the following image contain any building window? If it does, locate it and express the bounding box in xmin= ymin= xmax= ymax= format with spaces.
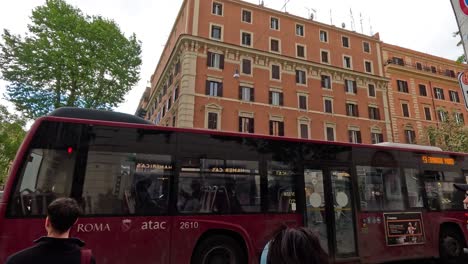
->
xmin=321 ymin=75 xmax=331 ymax=89
xmin=324 ymin=99 xmax=333 ymax=113
xmin=449 ymin=91 xmax=460 ymax=103
xmin=298 ymin=95 xmax=307 ymax=110
xmin=296 ymin=45 xmax=305 ymax=58
xmin=371 ymin=133 xmax=384 ymax=144
xmin=424 ymin=107 xmax=432 ymax=121
xmin=241 ymin=32 xmax=252 ymax=47
xmin=271 ymin=17 xmax=279 ymax=30
xmin=419 ymin=84 xmax=427 ymax=96
xmin=174 ymin=86 xmax=179 ymax=102
xmin=269 ymin=120 xmax=284 ymax=136
xmin=416 ymin=62 xmax=422 ymax=70
xmin=320 ymin=30 xmax=328 ymax=42
xmin=431 ymin=66 xmax=437 ymax=73
xmin=271 ymin=65 xmax=280 ymax=80
xmin=368 ymin=84 xmax=376 ymax=97
xmin=206 ymin=80 xmax=223 ymax=97
xmin=349 ymin=130 xmax=362 ymax=143
xmin=270 ymin=38 xmax=280 ymax=52
xmin=345 ymin=79 xmax=357 ymax=94
xmin=172 ymin=116 xmax=176 ymax=127
xmin=368 ymin=106 xmax=380 ymax=120
xmin=269 ymin=91 xmax=283 ymax=106
xmin=434 ymin=87 xmax=445 ymax=100
xmin=321 ymin=51 xmax=329 ymax=63
xmin=392 ymin=57 xmax=404 ymax=66
xmin=343 ymin=56 xmax=352 ymax=69
xmin=365 ymin=61 xmax=372 ymax=73
xmin=242 ymin=58 xmax=252 ymax=75
xmin=167 ymin=97 xmax=172 ymax=110
xmin=404 ymin=130 xmax=416 ymax=144
xmin=212 ymin=2 xmax=223 ymax=16
xmin=208 ymin=112 xmax=218 ymax=129
xmin=296 ymin=70 xmax=306 ymax=84
xmin=174 ymin=60 xmax=181 ymax=75
xmin=326 ymin=126 xmax=335 ymax=141
xmin=446 ymin=69 xmax=456 ymax=78
xmin=239 ymin=117 xmax=254 ymax=133
xmin=402 ymin=103 xmax=410 ymax=117
xmin=342 ymin=36 xmax=350 ymax=48
xmin=455 ymin=112 xmax=464 ymax=124
xmin=300 ymin=124 xmax=308 ymax=139
xmin=346 ymin=103 xmax=359 ymax=117
xmin=397 ymin=80 xmax=409 ymax=93
xmin=363 ymin=42 xmax=370 ymax=53
xmin=211 ymin=25 xmax=222 ymax=40
xmin=239 ymin=86 xmax=254 ymax=102
xmin=438 ymin=110 xmax=447 ymax=122
xmin=242 ymin=10 xmax=252 ymax=23
xmin=207 ymin=52 xmax=224 ymax=69
xmin=296 ymin=24 xmax=304 ymax=36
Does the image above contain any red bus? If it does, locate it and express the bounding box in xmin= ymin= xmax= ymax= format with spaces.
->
xmin=0 ymin=107 xmax=467 ymax=263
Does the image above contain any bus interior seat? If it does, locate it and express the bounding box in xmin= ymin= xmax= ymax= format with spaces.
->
xmin=124 ymin=190 xmax=136 ymax=214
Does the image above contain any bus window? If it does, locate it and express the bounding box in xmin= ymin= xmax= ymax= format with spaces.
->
xmin=357 ymin=166 xmax=404 ymax=211
xmin=404 ymin=168 xmax=424 ymax=208
xmin=8 ymin=149 xmax=75 ymax=216
xmin=267 ymin=161 xmax=296 ymax=213
xmin=82 ymin=152 xmax=171 ymax=215
xmin=424 ymin=171 xmax=464 ymax=211
xmin=178 ymin=159 xmax=260 ymax=214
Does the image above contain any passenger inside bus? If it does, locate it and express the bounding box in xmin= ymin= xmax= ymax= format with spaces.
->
xmin=134 ymin=177 xmax=163 ymax=214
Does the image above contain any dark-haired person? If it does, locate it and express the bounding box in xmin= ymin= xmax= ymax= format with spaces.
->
xmin=5 ymin=197 xmax=95 ymax=264
xmin=260 ymin=227 xmax=329 ymax=264
xmin=454 ymin=183 xmax=468 ymax=207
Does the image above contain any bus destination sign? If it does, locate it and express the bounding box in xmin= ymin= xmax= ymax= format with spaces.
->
xmin=421 ymin=156 xmax=455 ymax=166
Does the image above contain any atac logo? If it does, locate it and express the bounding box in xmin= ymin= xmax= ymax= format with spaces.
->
xmin=460 ymin=0 xmax=468 ymax=15
xmin=121 ymin=219 xmax=132 ymax=232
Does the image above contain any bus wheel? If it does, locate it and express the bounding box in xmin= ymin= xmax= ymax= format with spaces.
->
xmin=440 ymin=228 xmax=464 ymax=262
xmin=192 ymin=235 xmax=246 ymax=264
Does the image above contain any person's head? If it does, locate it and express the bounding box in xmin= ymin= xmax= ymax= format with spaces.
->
xmin=45 ymin=197 xmax=81 ymax=237
xmin=267 ymin=227 xmax=329 ymax=264
xmin=453 ymin=183 xmax=468 ymax=205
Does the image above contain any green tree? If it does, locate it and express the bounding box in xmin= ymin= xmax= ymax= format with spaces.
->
xmin=0 ymin=0 xmax=142 ymax=119
xmin=454 ymin=31 xmax=467 ymax=63
xmin=423 ymin=111 xmax=468 ymax=152
xmin=0 ymin=105 xmax=26 ymax=184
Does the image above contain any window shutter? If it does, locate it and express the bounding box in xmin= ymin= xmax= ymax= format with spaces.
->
xmin=279 ymin=122 xmax=284 ymax=136
xmin=321 ymin=76 xmax=325 ymax=87
xmin=250 ymin=88 xmax=255 ymax=102
xmin=239 ymin=87 xmax=242 ymax=100
xmin=356 ymin=105 xmax=359 ymax=117
xmin=207 ymin=52 xmax=212 ymax=67
xmin=357 ymin=131 xmax=362 ymax=143
xmin=249 ymin=118 xmax=254 ymax=133
xmin=220 ymin=54 xmax=225 ymax=69
xmin=345 ymin=80 xmax=348 ymax=92
xmin=353 ymin=81 xmax=357 ymax=94
xmin=219 ymin=82 xmax=223 ymax=97
xmin=348 ymin=130 xmax=353 ymax=142
xmin=379 ymin=134 xmax=384 ymax=143
xmin=368 ymin=107 xmax=372 ymax=119
xmin=206 ymin=81 xmax=210 ymax=95
xmin=346 ymin=104 xmax=350 ymax=116
xmin=279 ymin=93 xmax=284 ymax=106
xmin=269 ymin=121 xmax=273 ymax=135
xmin=238 ymin=117 xmax=243 ymax=132
xmin=295 ymin=70 xmax=299 ymax=83
xmin=376 ymin=108 xmax=380 ymax=120
xmin=269 ymin=91 xmax=273 ymax=104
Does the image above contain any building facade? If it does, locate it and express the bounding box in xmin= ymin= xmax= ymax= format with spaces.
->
xmin=137 ymin=0 xmax=466 ymax=145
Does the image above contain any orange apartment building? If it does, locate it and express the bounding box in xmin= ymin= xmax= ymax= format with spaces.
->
xmin=136 ymin=0 xmax=465 ymax=145
xmin=382 ymin=43 xmax=467 ymax=144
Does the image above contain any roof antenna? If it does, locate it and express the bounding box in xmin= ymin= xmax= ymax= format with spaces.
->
xmin=330 ymin=9 xmax=333 ymax=25
xmin=305 ymin=7 xmax=316 ymax=20
xmin=369 ymin=17 xmax=374 ymax=35
xmin=259 ymin=0 xmax=264 ymax=6
xmin=281 ymin=0 xmax=291 ymax=13
xmin=350 ymin=9 xmax=355 ymax=31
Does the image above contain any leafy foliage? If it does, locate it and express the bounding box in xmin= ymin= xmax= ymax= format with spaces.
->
xmin=423 ymin=111 xmax=468 ymax=152
xmin=0 ymin=0 xmax=142 ymax=119
xmin=0 ymin=105 xmax=26 ymax=184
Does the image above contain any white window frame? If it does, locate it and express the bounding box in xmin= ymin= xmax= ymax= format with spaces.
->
xmin=241 ymin=8 xmax=253 ymax=24
xmin=209 ymin=23 xmax=224 ymax=41
xmin=295 ymin=23 xmax=305 ymax=37
xmin=212 ymin=1 xmax=223 ymax=16
xmin=319 ymin=29 xmax=328 ymax=43
xmin=240 ymin=30 xmax=253 ymax=47
xmin=270 ymin=16 xmax=280 ymax=30
xmin=343 ymin=55 xmax=353 ymax=69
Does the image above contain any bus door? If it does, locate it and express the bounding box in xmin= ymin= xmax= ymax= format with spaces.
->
xmin=304 ymin=165 xmax=358 ymax=261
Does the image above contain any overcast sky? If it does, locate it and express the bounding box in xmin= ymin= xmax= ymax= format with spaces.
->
xmin=0 ymin=0 xmax=463 ymax=116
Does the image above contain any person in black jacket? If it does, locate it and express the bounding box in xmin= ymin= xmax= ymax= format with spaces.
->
xmin=5 ymin=197 xmax=95 ymax=264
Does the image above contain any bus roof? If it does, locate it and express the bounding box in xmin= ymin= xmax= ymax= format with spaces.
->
xmin=49 ymin=107 xmax=152 ymax=125
xmin=374 ymin=142 xmax=443 ymax=152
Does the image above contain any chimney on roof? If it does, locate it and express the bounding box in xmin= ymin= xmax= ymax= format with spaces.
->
xmin=372 ymin=32 xmax=380 ymax=40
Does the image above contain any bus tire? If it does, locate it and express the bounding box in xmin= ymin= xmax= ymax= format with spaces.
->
xmin=192 ymin=235 xmax=246 ymax=264
xmin=439 ymin=227 xmax=464 ymax=262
